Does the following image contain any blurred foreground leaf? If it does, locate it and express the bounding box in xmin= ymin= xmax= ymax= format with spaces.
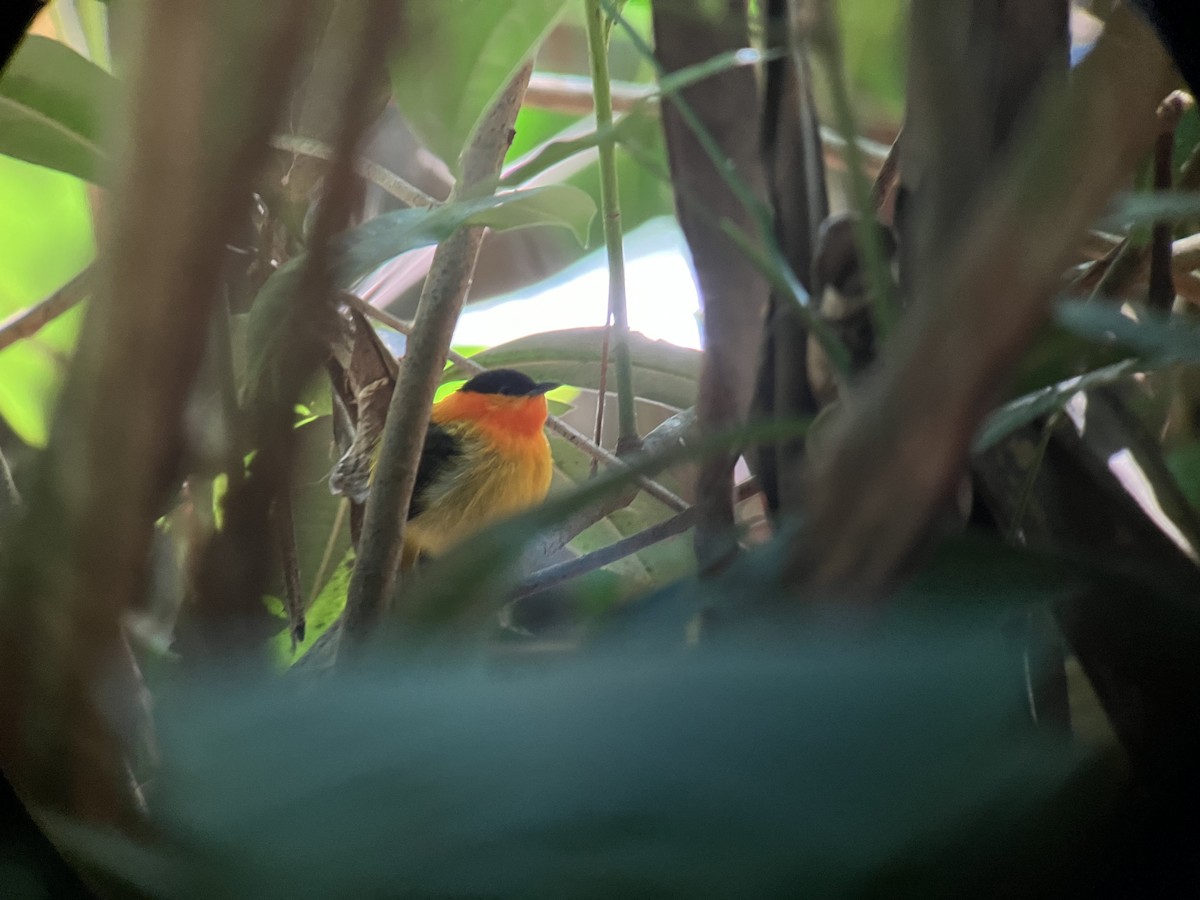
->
xmin=1054 ymin=300 xmax=1200 ymax=367
xmin=0 ymin=36 xmax=114 ymax=183
xmin=1100 ymin=190 xmax=1200 ymax=229
xmin=55 ymin=621 xmax=1113 ymax=898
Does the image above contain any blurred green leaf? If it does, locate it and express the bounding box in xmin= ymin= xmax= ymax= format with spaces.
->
xmin=836 ymin=0 xmax=907 ymax=121
xmin=60 ymin=622 xmax=1113 ymax=898
xmin=1055 ymin=300 xmax=1200 ymax=367
xmin=445 ymin=328 xmax=700 ymax=409
xmin=246 ymin=186 xmax=597 ymax=400
xmin=975 ymin=360 xmax=1135 ymax=452
xmin=0 ymin=156 xmax=94 ymax=445
xmin=1167 ymin=444 xmax=1200 ymax=511
xmin=391 ymin=0 xmax=570 ymax=169
xmin=1100 ymin=191 xmax=1200 ymax=229
xmin=0 ymin=36 xmax=115 ymax=183
xmin=1007 ymin=319 xmax=1130 ymax=399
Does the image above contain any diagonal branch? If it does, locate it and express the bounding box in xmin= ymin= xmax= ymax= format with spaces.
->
xmin=784 ymin=5 xmax=1176 ymax=599
xmin=0 ymin=266 xmax=91 ymax=353
xmin=341 ymin=63 xmax=535 ymax=646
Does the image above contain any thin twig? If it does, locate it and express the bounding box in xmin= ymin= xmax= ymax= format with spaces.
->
xmin=344 ymin=294 xmax=691 ymax=512
xmin=1006 ymin=411 xmax=1060 ymax=544
xmin=270 ymin=134 xmax=441 ymax=208
xmin=514 ymin=509 xmax=695 ymax=600
xmin=0 ymin=266 xmax=91 ymax=353
xmin=342 ymin=64 xmax=535 ymax=646
xmin=308 ymin=496 xmax=348 ymax=610
xmin=1077 ymin=95 xmax=1200 ymax=299
xmin=525 ymin=71 xmax=650 ymax=115
xmin=0 ymin=446 xmax=19 ymax=511
xmin=586 ymin=0 xmax=638 ymax=451
xmin=523 ymin=73 xmax=892 ymax=178
xmin=591 ymin=321 xmax=612 ymax=476
xmin=870 ymin=127 xmax=902 ymax=222
xmin=1149 ymin=92 xmax=1192 ymax=311
xmin=274 ymin=488 xmax=305 ymax=646
xmin=514 ymin=476 xmax=756 ymax=600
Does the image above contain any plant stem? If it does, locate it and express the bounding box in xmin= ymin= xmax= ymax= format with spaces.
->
xmin=341 ymin=64 xmax=534 ymax=647
xmin=799 ymin=1 xmax=900 ymax=336
xmin=586 ymin=0 xmax=638 ymax=451
xmin=0 ymin=267 xmax=91 ymax=353
xmin=270 ymin=134 xmax=441 ymax=208
xmin=0 ymin=446 xmax=19 ymax=512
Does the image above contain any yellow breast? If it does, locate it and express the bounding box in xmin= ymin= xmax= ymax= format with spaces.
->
xmin=405 ymin=416 xmax=552 ymax=559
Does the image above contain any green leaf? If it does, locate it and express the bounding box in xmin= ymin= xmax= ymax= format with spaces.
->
xmin=0 ymin=155 xmax=94 ymax=445
xmin=468 ymin=183 xmax=595 ymax=245
xmin=1167 ymin=444 xmax=1200 ymax=512
xmin=1099 ymin=191 xmax=1200 ymax=229
xmin=0 ymin=36 xmax=115 ymax=183
xmin=391 ymin=0 xmax=570 ymax=169
xmin=444 ymin=328 xmax=701 ymax=409
xmin=271 ymin=547 xmax=354 ymax=668
xmin=62 ymin=621 xmax=1110 ymax=898
xmin=261 ymin=417 xmax=350 ymax=622
xmin=547 ymin=432 xmax=693 ymax=597
xmin=975 ymin=360 xmax=1136 ymax=453
xmin=1054 ymin=300 xmax=1200 ymax=367
xmin=245 ymin=186 xmax=596 ymax=400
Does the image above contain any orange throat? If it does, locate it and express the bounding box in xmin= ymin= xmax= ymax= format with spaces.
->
xmin=431 ymin=390 xmax=549 ymax=450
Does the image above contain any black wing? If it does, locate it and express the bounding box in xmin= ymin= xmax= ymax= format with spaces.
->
xmin=408 ymin=420 xmax=462 ymax=520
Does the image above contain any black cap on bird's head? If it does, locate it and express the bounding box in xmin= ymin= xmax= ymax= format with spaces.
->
xmin=460 ymin=368 xmax=559 ymax=397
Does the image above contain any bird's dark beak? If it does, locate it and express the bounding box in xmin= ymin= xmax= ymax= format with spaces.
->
xmin=528 ymin=381 xmax=560 ymax=396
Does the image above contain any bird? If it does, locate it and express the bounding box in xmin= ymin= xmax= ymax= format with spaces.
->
xmin=331 ymin=367 xmax=558 ymax=569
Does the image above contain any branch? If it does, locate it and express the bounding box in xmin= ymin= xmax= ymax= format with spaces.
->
xmin=515 ymin=509 xmax=695 ymax=600
xmin=523 ymin=407 xmax=696 ymax=571
xmin=513 ymin=477 xmax=757 ymax=601
xmin=0 ymin=2 xmax=316 ymax=826
xmin=586 ymin=0 xmax=638 ymax=451
xmin=525 ymin=71 xmax=650 ymax=115
xmin=341 ymin=63 xmax=535 ymax=646
xmin=1085 ymin=92 xmax=1195 ymax=302
xmin=0 ymin=267 xmax=91 ymax=353
xmin=0 ymin=446 xmax=19 ymax=512
xmin=785 ymin=5 xmax=1176 ymax=598
xmin=650 ymin=0 xmax=770 ymax=572
xmin=182 ymin=0 xmax=397 ymax=654
xmin=269 ymin=134 xmax=441 ymax=208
